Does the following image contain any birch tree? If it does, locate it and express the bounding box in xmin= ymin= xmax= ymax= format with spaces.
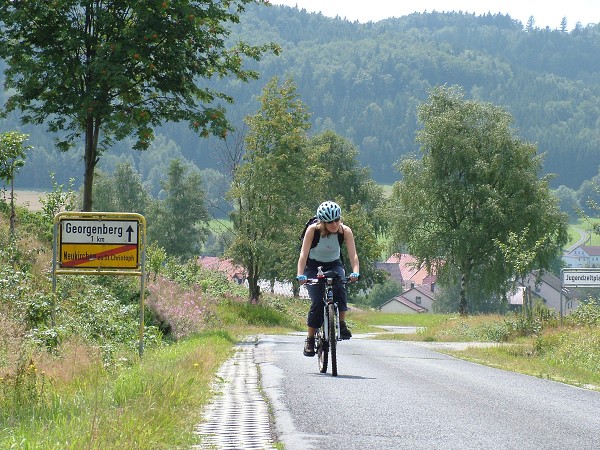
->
xmin=391 ymin=86 xmax=568 ymax=315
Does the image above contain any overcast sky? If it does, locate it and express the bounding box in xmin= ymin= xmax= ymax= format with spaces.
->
xmin=270 ymin=0 xmax=600 ymax=30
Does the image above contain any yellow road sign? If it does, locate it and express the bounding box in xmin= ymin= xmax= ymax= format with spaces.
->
xmin=55 ymin=212 xmax=145 ymax=271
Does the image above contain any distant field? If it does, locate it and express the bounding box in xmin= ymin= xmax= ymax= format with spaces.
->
xmin=5 ymin=189 xmax=46 ymax=212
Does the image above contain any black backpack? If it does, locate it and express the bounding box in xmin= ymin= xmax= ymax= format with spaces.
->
xmin=299 ymin=216 xmax=344 ymax=250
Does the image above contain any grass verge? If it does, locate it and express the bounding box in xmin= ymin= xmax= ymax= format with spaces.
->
xmin=0 ymin=331 xmax=236 ymax=449
xmin=442 ymin=327 xmax=600 ymax=390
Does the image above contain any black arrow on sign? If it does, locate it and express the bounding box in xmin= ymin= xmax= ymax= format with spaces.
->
xmin=126 ymin=225 xmax=134 ymax=242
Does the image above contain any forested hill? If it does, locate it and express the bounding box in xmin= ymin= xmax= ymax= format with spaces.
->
xmin=221 ymin=5 xmax=600 ymax=188
xmin=2 ymin=5 xmax=600 ymax=190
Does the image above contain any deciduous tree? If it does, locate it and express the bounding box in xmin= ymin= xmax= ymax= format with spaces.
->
xmin=148 ymin=159 xmax=209 ymax=260
xmin=226 ymin=77 xmax=315 ymax=301
xmin=93 ymin=163 xmax=150 ymax=214
xmin=0 ymin=1 xmax=279 ymax=211
xmin=308 ymin=131 xmax=387 ymax=292
xmin=391 ymin=86 xmax=568 ymax=315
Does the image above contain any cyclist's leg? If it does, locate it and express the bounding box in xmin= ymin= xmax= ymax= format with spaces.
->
xmin=330 ymin=264 xmax=347 ymax=313
xmin=330 ymin=264 xmax=352 ymax=339
xmin=306 ymin=286 xmax=325 ymax=331
xmin=304 ymin=266 xmax=324 ymax=356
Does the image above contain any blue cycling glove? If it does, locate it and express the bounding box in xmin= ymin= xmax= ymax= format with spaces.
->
xmin=296 ymin=275 xmax=307 ymax=282
xmin=350 ymin=272 xmax=360 ymax=279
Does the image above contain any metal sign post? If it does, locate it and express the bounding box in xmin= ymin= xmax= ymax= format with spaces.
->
xmin=53 ymin=212 xmax=147 ymax=356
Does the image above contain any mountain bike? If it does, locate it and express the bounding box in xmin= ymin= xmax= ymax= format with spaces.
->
xmin=305 ymin=268 xmax=352 ymax=377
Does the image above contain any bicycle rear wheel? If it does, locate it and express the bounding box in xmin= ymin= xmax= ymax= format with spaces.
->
xmin=329 ymin=303 xmax=337 ymax=376
xmin=317 ymin=328 xmax=328 ymax=373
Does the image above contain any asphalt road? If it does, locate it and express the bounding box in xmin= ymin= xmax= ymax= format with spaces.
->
xmin=256 ymin=333 xmax=600 ymax=450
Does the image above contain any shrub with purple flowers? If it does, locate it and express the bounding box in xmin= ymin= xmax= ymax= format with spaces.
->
xmin=147 ymin=276 xmax=218 ymax=340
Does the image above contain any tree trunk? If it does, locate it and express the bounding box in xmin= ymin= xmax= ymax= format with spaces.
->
xmin=82 ymin=117 xmax=99 ymax=211
xmin=525 ymin=285 xmax=532 ymax=318
xmin=247 ymin=261 xmax=261 ymax=303
xmin=9 ymin=174 xmax=15 ymax=235
xmin=459 ymin=272 xmax=468 ymax=316
xmin=248 ymin=274 xmax=261 ymax=303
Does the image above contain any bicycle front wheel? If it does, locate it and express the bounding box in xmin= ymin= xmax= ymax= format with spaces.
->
xmin=328 ymin=303 xmax=337 ymax=376
xmin=317 ymin=328 xmax=328 ymax=373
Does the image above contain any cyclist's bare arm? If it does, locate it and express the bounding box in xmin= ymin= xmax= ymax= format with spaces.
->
xmin=297 ymin=223 xmax=317 ymax=284
xmin=342 ymin=225 xmax=360 ymax=279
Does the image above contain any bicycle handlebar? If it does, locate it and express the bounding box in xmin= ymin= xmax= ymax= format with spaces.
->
xmin=304 ymin=276 xmax=355 ymax=286
xmin=301 ymin=267 xmax=359 ymax=285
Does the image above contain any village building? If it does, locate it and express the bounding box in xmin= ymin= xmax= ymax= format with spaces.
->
xmin=197 ymin=256 xmax=246 ymax=284
xmin=509 ymin=270 xmax=580 ymax=315
xmin=379 ymin=284 xmax=436 ymax=314
xmin=562 ymin=245 xmax=600 ymax=268
xmin=376 ymin=254 xmax=437 ymax=313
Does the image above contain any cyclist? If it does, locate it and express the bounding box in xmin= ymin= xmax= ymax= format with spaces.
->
xmin=296 ymin=201 xmax=360 ymax=357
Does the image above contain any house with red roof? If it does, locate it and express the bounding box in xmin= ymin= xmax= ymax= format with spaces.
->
xmin=376 ymin=253 xmax=437 ymax=290
xmin=375 ymin=253 xmax=438 ymax=313
xmin=197 ymin=256 xmax=246 ymax=284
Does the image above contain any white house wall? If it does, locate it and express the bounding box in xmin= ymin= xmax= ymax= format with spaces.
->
xmin=380 ymin=300 xmax=420 ymax=314
xmin=402 ymin=290 xmax=434 ymax=311
xmin=524 ymin=277 xmax=579 ymax=315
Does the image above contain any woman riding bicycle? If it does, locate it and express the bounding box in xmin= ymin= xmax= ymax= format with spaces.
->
xmin=296 ymin=201 xmax=360 ymax=357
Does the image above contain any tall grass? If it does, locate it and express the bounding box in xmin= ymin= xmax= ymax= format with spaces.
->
xmin=0 ymin=332 xmax=235 ymax=449
xmin=444 ymin=327 xmax=600 ymax=389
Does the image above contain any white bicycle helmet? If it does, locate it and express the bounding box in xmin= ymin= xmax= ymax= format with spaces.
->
xmin=316 ymin=201 xmax=341 ymax=222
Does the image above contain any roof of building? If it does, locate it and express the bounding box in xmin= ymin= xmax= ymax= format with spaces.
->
xmin=566 ymin=245 xmax=600 ymax=257
xmin=582 ymin=246 xmax=600 ymax=256
xmin=380 ymin=295 xmax=428 ymax=313
xmin=197 ymin=256 xmax=246 ymax=280
xmin=385 ymin=253 xmax=437 ymax=285
xmin=375 ymin=261 xmax=403 ymax=283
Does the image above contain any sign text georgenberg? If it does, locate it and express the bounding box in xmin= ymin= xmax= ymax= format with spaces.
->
xmin=64 ymin=222 xmax=123 ymax=238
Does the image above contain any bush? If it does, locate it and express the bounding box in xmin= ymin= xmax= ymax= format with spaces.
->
xmin=567 ymin=299 xmax=600 ymax=326
xmin=217 ymin=299 xmax=294 ymax=328
xmin=503 ymin=301 xmax=558 ymax=338
xmin=146 ymin=276 xmax=217 ymax=340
